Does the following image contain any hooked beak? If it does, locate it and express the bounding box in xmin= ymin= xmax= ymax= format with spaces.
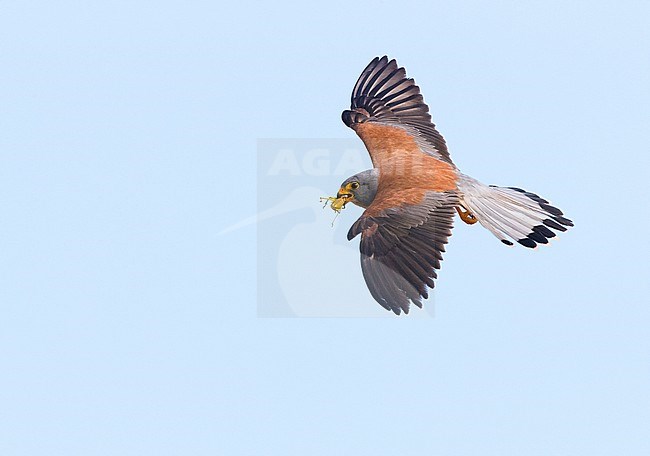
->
xmin=331 ymin=187 xmax=353 ymax=211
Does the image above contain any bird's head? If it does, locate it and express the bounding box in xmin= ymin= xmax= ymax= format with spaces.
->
xmin=331 ymin=168 xmax=379 ymax=211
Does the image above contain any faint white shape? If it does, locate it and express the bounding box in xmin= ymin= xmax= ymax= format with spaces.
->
xmin=219 ymin=186 xmax=434 ymax=318
xmin=276 ymin=187 xmax=433 ymax=318
xmin=218 ymin=188 xmax=309 ymax=235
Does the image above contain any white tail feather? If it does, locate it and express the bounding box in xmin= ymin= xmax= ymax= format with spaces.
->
xmin=457 ymin=174 xmax=574 ymax=248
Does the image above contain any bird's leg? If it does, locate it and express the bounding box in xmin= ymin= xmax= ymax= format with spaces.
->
xmin=456 ymin=206 xmax=478 ymax=225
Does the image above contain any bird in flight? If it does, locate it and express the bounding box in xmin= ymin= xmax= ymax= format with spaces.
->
xmin=324 ymin=56 xmax=573 ymax=315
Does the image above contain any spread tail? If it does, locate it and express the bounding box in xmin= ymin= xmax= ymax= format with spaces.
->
xmin=457 ymin=174 xmax=574 ymax=248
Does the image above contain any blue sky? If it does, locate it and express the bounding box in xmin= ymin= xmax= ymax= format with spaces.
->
xmin=1 ymin=1 xmax=649 ymax=454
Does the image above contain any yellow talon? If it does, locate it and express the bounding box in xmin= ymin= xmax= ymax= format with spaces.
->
xmin=456 ymin=206 xmax=478 ymax=225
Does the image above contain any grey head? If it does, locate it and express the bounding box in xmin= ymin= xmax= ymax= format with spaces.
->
xmin=337 ymin=168 xmax=379 ymax=209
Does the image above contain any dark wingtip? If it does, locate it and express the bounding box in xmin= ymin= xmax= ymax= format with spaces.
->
xmin=533 ymin=225 xmax=556 ymax=238
xmin=557 ymin=216 xmax=574 ymax=227
xmin=527 ymin=231 xmax=549 ymax=244
xmin=346 ymin=226 xmax=357 ymax=241
xmin=341 ymin=109 xmax=368 ymax=128
xmin=341 ymin=110 xmax=354 ymax=127
xmin=543 ymin=218 xmax=567 ymax=232
xmin=518 ymin=238 xmax=537 ymax=249
xmin=540 ymin=203 xmax=563 ymax=216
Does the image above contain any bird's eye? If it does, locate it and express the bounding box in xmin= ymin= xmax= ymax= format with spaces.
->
xmin=350 ymin=182 xmax=359 ymax=189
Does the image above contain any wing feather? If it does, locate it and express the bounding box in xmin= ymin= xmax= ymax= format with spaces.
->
xmin=342 ymin=56 xmax=452 ymax=164
xmin=348 ymin=192 xmax=457 ymax=314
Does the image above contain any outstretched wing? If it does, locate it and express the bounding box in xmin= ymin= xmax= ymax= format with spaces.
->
xmin=342 ymin=56 xmax=452 ymax=165
xmin=347 ymin=192 xmax=458 ymax=315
